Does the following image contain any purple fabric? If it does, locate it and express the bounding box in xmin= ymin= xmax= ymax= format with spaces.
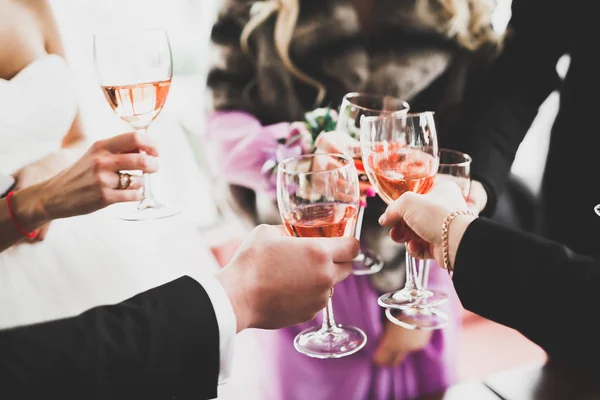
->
xmin=270 ymin=263 xmax=461 ymax=400
xmin=203 ymin=111 xmax=290 ymax=198
xmin=203 ymin=111 xmax=461 ymax=399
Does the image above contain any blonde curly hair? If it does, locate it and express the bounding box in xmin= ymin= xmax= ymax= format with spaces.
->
xmin=240 ymin=0 xmax=503 ymax=107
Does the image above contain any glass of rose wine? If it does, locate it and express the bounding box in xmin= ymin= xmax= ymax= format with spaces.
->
xmin=93 ymin=29 xmax=180 ymax=221
xmin=277 ymin=153 xmax=367 ymax=358
xmin=336 ymin=92 xmax=410 ymax=275
xmin=385 ymin=148 xmax=472 ymax=329
xmin=360 ymin=111 xmax=446 ymax=309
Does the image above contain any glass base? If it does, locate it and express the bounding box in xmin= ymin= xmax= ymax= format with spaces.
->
xmin=352 ymin=249 xmax=384 ymax=276
xmin=118 ymin=199 xmax=181 ymax=221
xmin=378 ymin=287 xmax=448 ymax=309
xmin=293 ymin=325 xmax=367 ymax=359
xmin=385 ymin=307 xmax=448 ymax=330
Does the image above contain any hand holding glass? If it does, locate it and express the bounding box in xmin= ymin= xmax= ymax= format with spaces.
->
xmin=277 ymin=153 xmax=367 ymax=358
xmin=93 ymin=29 xmax=180 ymax=221
xmin=360 ymin=111 xmax=446 ymax=309
xmin=385 ymin=148 xmax=472 ymax=330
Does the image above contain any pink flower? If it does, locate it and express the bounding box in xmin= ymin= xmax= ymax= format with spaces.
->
xmin=275 ymin=142 xmax=303 ymax=163
xmin=287 ymin=122 xmax=315 ymax=154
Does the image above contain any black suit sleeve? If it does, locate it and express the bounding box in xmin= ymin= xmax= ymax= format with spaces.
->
xmin=453 ymin=218 xmax=600 ymax=368
xmin=451 ymin=0 xmax=566 ymax=214
xmin=0 ymin=276 xmax=220 ymax=400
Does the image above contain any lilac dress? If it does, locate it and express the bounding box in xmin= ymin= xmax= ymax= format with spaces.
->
xmin=204 ymin=112 xmax=461 ymax=400
xmin=269 ymin=264 xmax=461 ymax=400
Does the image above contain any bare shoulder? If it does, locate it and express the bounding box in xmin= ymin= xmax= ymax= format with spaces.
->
xmin=19 ymin=0 xmax=65 ymax=55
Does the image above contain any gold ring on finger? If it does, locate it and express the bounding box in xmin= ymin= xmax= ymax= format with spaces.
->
xmin=118 ymin=172 xmax=132 ymax=190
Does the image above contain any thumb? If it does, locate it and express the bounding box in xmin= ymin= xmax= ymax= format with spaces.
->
xmin=326 ymin=236 xmax=360 ymax=263
xmin=253 ymin=224 xmax=286 ymax=239
xmin=379 ymin=192 xmax=418 ymax=227
xmin=329 ymin=237 xmax=359 ymax=283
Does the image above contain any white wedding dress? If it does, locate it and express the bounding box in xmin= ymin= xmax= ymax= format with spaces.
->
xmin=0 ymin=54 xmax=274 ymax=400
xmin=0 ymin=54 xmax=222 ymax=329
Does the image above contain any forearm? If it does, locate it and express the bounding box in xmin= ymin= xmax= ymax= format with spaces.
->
xmin=453 ymin=218 xmax=600 ymax=367
xmin=0 ymin=276 xmax=220 ymax=399
xmin=0 ymin=185 xmax=51 ymax=252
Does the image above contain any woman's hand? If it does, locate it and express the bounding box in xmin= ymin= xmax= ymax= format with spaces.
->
xmin=378 ymin=180 xmax=476 ymax=266
xmin=373 ymin=319 xmax=433 ymax=366
xmin=467 ymin=180 xmax=488 ymax=214
xmin=12 ymin=141 xmax=89 ymax=241
xmin=315 ymin=131 xmax=376 ymax=204
xmin=38 ymin=132 xmax=159 ymax=220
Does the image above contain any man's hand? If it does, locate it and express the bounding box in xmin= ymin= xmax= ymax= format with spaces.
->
xmin=216 ymin=224 xmax=359 ymax=332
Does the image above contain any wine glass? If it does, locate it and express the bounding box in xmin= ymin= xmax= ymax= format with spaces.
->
xmin=93 ymin=29 xmax=180 ymax=221
xmin=336 ymin=92 xmax=410 ymax=275
xmin=385 ymin=149 xmax=472 ymax=330
xmin=360 ymin=111 xmax=446 ymax=309
xmin=277 ymin=153 xmax=367 ymax=358
xmin=437 ymin=149 xmax=472 ymax=198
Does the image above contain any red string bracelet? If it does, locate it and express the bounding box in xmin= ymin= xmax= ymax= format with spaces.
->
xmin=6 ymin=191 xmax=38 ymax=239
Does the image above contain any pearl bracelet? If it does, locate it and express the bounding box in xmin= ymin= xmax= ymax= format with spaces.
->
xmin=442 ymin=209 xmax=476 ymax=276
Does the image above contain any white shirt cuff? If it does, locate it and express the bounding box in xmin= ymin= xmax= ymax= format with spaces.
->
xmin=198 ymin=276 xmax=237 ymax=385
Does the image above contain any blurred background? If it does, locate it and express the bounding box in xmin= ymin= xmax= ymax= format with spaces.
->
xmin=48 ymin=0 xmax=557 ymax=397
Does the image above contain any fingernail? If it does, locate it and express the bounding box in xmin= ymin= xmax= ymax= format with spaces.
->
xmin=379 ymin=214 xmax=386 ymax=225
xmin=146 ymin=156 xmax=160 ymax=169
xmin=360 ymin=199 xmax=367 ymax=208
xmin=366 ymin=187 xmax=376 ymax=197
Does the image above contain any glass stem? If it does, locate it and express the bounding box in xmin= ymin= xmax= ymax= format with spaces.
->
xmin=418 ymin=259 xmax=431 ymax=288
xmin=353 ymin=205 xmax=366 ymax=259
xmin=404 ymin=251 xmax=423 ymax=291
xmin=135 ymin=128 xmax=156 ymax=206
xmin=320 ymin=298 xmax=337 ymax=331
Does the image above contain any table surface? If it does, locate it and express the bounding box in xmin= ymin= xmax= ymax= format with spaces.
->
xmin=484 ymin=360 xmax=600 ymax=400
xmin=417 ymin=380 xmax=501 ymax=400
xmin=422 ymin=360 xmax=600 ymax=400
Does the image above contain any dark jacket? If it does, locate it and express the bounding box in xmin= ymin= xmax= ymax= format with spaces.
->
xmin=0 ymin=277 xmax=220 ymax=400
xmin=455 ymin=217 xmax=600 ymax=368
xmin=452 ymin=0 xmax=600 ymax=256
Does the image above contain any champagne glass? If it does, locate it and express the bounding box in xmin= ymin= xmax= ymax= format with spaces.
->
xmin=277 ymin=153 xmax=367 ymax=358
xmin=93 ymin=29 xmax=180 ymax=221
xmin=385 ymin=149 xmax=472 ymax=329
xmin=336 ymin=92 xmax=410 ymax=275
xmin=360 ymin=111 xmax=445 ymax=309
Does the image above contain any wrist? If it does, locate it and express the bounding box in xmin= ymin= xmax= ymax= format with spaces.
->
xmin=11 ymin=185 xmax=51 ymax=232
xmin=216 ymin=268 xmax=253 ymax=333
xmin=447 ymin=215 xmax=477 ymax=272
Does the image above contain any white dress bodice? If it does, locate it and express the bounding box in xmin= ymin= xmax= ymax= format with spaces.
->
xmin=0 ymin=54 xmax=77 ymax=174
